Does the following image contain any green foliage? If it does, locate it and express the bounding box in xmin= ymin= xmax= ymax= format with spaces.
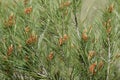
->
xmin=0 ymin=0 xmax=120 ymax=80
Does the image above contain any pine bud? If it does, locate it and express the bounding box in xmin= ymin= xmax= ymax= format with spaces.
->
xmin=108 ymin=3 xmax=114 ymax=13
xmin=7 ymin=44 xmax=13 ymax=56
xmin=89 ymin=62 xmax=97 ymax=74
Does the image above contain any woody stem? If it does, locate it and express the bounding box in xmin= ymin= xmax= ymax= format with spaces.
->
xmin=106 ymin=37 xmax=111 ymax=80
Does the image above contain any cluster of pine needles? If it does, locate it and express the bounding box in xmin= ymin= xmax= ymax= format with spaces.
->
xmin=0 ymin=0 xmax=120 ymax=80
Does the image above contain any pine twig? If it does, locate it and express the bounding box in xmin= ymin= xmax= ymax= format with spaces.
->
xmin=106 ymin=37 xmax=111 ymax=80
